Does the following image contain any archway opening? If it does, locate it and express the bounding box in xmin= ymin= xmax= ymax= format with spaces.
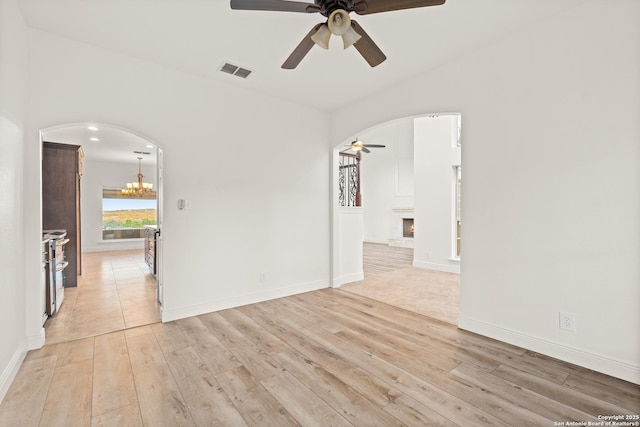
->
xmin=40 ymin=122 xmax=164 ymax=344
xmin=331 ymin=113 xmax=462 ymax=325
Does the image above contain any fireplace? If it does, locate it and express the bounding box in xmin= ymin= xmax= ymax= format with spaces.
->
xmin=402 ymin=218 xmax=414 ymax=238
xmin=390 ymin=207 xmax=414 ymax=248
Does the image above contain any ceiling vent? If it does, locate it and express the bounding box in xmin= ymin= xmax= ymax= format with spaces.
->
xmin=133 ymin=150 xmax=151 ymax=155
xmin=220 ymin=62 xmax=252 ymax=79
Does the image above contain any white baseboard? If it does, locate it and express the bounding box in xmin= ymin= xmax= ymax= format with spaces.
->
xmin=27 ymin=328 xmax=45 ymax=350
xmin=363 ymin=239 xmax=388 ymax=245
xmin=459 ymin=315 xmax=640 ymax=385
xmin=161 ymin=279 xmax=328 ymax=323
xmin=413 ymin=260 xmax=460 ymax=274
xmin=333 ymin=272 xmax=364 ymax=287
xmin=0 ymin=346 xmax=26 ymax=404
xmin=84 ymin=240 xmax=145 ymax=252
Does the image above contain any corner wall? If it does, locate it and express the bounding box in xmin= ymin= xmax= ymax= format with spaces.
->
xmin=0 ymin=0 xmax=29 ymax=402
xmin=413 ymin=115 xmax=461 ymax=273
xmin=330 ymin=1 xmax=640 ymax=383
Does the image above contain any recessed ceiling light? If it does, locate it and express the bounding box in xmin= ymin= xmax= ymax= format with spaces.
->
xmin=87 ymin=126 xmax=99 ymax=131
xmin=90 ymin=137 xmax=100 ymax=142
xmin=145 ymin=144 xmax=154 ymax=149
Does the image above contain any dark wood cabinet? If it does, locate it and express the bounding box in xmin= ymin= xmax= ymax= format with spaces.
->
xmin=42 ymin=142 xmax=83 ymax=287
xmin=144 ymin=225 xmax=157 ymax=275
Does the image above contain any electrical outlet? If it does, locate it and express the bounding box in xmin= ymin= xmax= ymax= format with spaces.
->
xmin=559 ymin=311 xmax=576 ymax=332
xmin=259 ymin=272 xmax=266 ymax=283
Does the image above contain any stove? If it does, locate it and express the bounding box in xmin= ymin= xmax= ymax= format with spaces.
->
xmin=43 ymin=229 xmax=69 ymax=315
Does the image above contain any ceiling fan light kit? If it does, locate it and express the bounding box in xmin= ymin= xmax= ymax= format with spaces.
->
xmin=230 ymin=0 xmax=446 ymax=69
xmin=340 ymin=26 xmax=362 ymax=49
xmin=310 ymin=24 xmax=331 ymax=49
xmin=344 ymin=139 xmax=386 ymax=154
xmin=327 ymin=9 xmax=350 ymax=36
xmin=311 ymin=9 xmax=363 ymax=50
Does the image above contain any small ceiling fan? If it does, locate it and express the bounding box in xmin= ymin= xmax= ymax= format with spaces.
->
xmin=230 ymin=0 xmax=446 ymax=69
xmin=344 ymin=139 xmax=385 ymax=153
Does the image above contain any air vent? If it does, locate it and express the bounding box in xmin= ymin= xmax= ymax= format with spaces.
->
xmin=220 ymin=62 xmax=252 ymax=79
xmin=133 ymin=150 xmax=151 ymax=155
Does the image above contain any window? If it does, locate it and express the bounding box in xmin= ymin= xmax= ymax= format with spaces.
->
xmin=102 ymin=189 xmax=156 ymax=240
xmin=454 ymin=166 xmax=462 ymax=257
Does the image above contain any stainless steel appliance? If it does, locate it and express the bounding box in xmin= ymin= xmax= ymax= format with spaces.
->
xmin=43 ymin=229 xmax=69 ymax=315
xmin=41 ymin=237 xmax=49 ymax=325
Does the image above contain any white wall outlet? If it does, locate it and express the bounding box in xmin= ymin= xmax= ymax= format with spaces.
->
xmin=559 ymin=311 xmax=576 ymax=332
xmin=259 ymin=272 xmax=266 ymax=283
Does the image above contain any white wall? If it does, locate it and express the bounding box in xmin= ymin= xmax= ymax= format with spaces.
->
xmin=330 ymin=1 xmax=640 ymax=384
xmin=359 ymin=119 xmax=414 ymax=243
xmin=413 ymin=115 xmax=461 ymax=273
xmin=335 ymin=208 xmax=364 ymax=286
xmin=22 ymin=29 xmax=331 ymax=336
xmin=0 ymin=0 xmax=29 ymax=402
xmin=80 ymin=157 xmax=156 ymax=252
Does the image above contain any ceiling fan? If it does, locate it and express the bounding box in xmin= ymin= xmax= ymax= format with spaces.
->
xmin=344 ymin=139 xmax=385 ymax=153
xmin=230 ymin=0 xmax=446 ymax=69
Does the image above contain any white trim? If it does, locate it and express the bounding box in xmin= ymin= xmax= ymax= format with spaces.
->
xmin=99 ymin=238 xmax=144 ymax=243
xmin=391 ymin=207 xmax=415 ymax=213
xmin=27 ymin=328 xmax=45 ymax=349
xmin=459 ymin=315 xmax=640 ymax=385
xmin=333 ymin=272 xmax=364 ymax=287
xmin=364 ymin=238 xmax=388 ymax=245
xmin=161 ymin=279 xmax=328 ymax=323
xmin=338 ymin=206 xmax=363 ymax=214
xmin=0 ymin=347 xmax=26 ymax=404
xmin=84 ymin=240 xmax=145 ymax=253
xmin=413 ymin=260 xmax=460 ymax=274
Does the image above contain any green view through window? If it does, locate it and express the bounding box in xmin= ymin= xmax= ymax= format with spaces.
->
xmin=102 ymin=189 xmax=157 ymax=240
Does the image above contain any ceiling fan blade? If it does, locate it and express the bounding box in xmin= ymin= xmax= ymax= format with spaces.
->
xmin=364 ymin=144 xmax=386 ymax=148
xmin=282 ymin=24 xmax=323 ymax=69
xmin=351 ymin=21 xmax=386 ymax=67
xmin=362 ymin=147 xmax=371 ymax=153
xmin=353 ymin=0 xmax=445 ymax=15
xmin=230 ymin=0 xmax=321 ymax=13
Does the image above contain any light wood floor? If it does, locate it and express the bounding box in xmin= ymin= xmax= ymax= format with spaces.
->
xmin=43 ymin=250 xmax=161 ymax=345
xmin=342 ymin=242 xmax=460 ymax=325
xmin=362 ymin=242 xmax=414 ymax=275
xmin=2 ymin=288 xmax=638 ymax=426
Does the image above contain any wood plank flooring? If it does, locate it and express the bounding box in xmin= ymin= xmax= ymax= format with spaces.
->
xmin=343 ymin=242 xmax=460 ymax=325
xmin=2 ymin=288 xmax=638 ymax=426
xmin=362 ymin=242 xmax=414 ymax=275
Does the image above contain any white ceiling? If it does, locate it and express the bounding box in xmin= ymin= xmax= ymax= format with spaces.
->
xmin=21 ymin=0 xmax=583 ymax=163
xmin=43 ymin=124 xmax=157 ymax=164
xmin=18 ymin=0 xmax=584 ymax=113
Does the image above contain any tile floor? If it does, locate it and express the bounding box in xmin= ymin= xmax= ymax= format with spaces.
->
xmin=44 ymin=249 xmax=161 ymax=345
xmin=341 ymin=243 xmax=460 ymax=325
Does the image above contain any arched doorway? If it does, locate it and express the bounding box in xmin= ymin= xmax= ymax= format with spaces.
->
xmin=331 ymin=113 xmax=461 ymax=325
xmin=40 ymin=123 xmax=164 ymax=343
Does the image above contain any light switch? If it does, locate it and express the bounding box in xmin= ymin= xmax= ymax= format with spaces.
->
xmin=177 ymin=199 xmax=192 ymax=210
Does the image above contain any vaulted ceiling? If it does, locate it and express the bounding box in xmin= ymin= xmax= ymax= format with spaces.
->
xmin=18 ymin=0 xmax=583 ymax=112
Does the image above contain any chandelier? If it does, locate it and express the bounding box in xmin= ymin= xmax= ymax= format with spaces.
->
xmin=121 ymin=157 xmax=154 ymax=197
